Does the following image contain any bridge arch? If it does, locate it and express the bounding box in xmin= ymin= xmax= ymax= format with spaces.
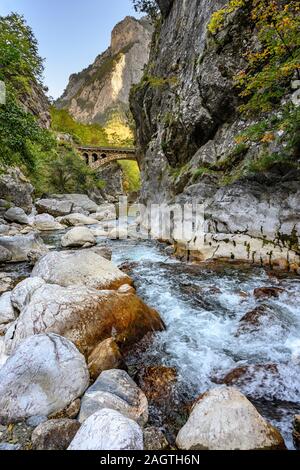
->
xmin=77 ymin=146 xmax=137 ymax=169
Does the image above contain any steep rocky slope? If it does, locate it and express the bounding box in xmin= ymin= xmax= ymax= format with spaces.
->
xmin=56 ymin=16 xmax=153 ymax=128
xmin=130 ymin=0 xmax=300 ymax=271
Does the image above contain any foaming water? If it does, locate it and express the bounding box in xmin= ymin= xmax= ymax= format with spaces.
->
xmin=40 ymin=232 xmax=300 ymax=448
xmin=109 ymin=239 xmax=300 ymax=449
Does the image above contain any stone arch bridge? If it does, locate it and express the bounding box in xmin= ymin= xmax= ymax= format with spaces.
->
xmin=78 ymin=146 xmax=137 ymax=169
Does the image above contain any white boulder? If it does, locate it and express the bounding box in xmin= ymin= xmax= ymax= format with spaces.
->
xmin=4 ymin=207 xmax=29 ymax=225
xmin=61 ymin=227 xmax=96 ymax=248
xmin=68 ymin=409 xmax=143 ymax=451
xmin=31 ymin=250 xmax=131 ymax=290
xmin=176 ymin=386 xmax=286 ymax=450
xmin=11 ymin=277 xmax=45 ymax=312
xmin=0 ymin=334 xmax=89 ymax=424
xmin=0 ymin=292 xmax=16 ymax=325
xmin=33 ymin=214 xmax=64 ymax=232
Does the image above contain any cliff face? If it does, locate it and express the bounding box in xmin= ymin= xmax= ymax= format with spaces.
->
xmin=20 ymin=81 xmax=51 ymax=129
xmin=56 ymin=16 xmax=153 ymax=126
xmin=130 ymin=0 xmax=300 ymax=271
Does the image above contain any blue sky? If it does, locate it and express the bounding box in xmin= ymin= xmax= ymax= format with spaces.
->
xmin=0 ymin=0 xmax=140 ymax=99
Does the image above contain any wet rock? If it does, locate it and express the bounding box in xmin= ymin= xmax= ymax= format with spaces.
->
xmin=31 ymin=249 xmax=132 ymax=290
xmin=87 ymin=338 xmax=125 ymax=381
xmin=79 ymin=369 xmax=148 ymax=426
xmin=236 ymin=305 xmax=274 ymax=335
xmin=90 ymin=205 xmax=116 ymax=221
xmin=61 ymin=227 xmax=96 ymax=248
xmin=215 ymin=364 xmax=279 ymax=388
xmin=33 ymin=214 xmax=64 ymax=231
xmin=26 ymin=415 xmax=48 ymax=429
xmin=0 ymin=292 xmax=16 ymax=325
xmin=0 ymin=273 xmax=14 ymax=294
xmin=0 ymin=168 xmax=33 ymax=214
xmin=137 ymin=366 xmax=177 ymax=403
xmin=4 ymin=207 xmax=29 ymax=225
xmin=293 ymin=415 xmax=300 ymax=450
xmin=49 ymin=399 xmax=81 ymax=420
xmin=0 ymin=233 xmax=48 ymax=262
xmin=0 ymin=246 xmax=12 ymax=263
xmin=0 ymin=334 xmax=89 ymax=424
xmin=144 ymin=426 xmax=169 ymax=451
xmin=57 ymin=213 xmax=99 ymax=227
xmin=109 ymin=227 xmax=129 ymax=240
xmin=253 ymin=287 xmax=285 ymax=299
xmin=68 ymin=409 xmax=143 ymax=451
xmin=11 ymin=277 xmax=45 ymax=312
xmin=176 ymin=387 xmax=286 ymax=450
xmin=32 ymin=419 xmax=80 ymax=450
xmin=119 ymin=261 xmax=139 ymax=274
xmin=10 ymin=285 xmax=164 ymax=359
xmin=35 ymin=199 xmax=73 ymax=217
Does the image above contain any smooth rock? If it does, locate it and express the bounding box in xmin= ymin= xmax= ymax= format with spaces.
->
xmin=57 ymin=213 xmax=99 ymax=227
xmin=176 ymin=387 xmax=286 ymax=450
xmin=4 ymin=207 xmax=29 ymax=225
xmin=0 ymin=334 xmax=89 ymax=424
xmin=68 ymin=409 xmax=143 ymax=450
xmin=87 ymin=338 xmax=125 ymax=381
xmin=0 ymin=292 xmax=16 ymax=325
xmin=11 ymin=277 xmax=45 ymax=312
xmin=118 ymin=284 xmax=136 ymax=294
xmin=61 ymin=227 xmax=96 ymax=248
xmin=32 ymin=419 xmax=80 ymax=450
xmin=10 ymin=285 xmax=164 ymax=358
xmin=33 ymin=214 xmax=64 ymax=231
xmin=35 ymin=199 xmax=73 ymax=217
xmin=31 ymin=249 xmax=132 ymax=290
xmin=79 ymin=369 xmax=148 ymax=426
xmin=0 ymin=233 xmax=48 ymax=263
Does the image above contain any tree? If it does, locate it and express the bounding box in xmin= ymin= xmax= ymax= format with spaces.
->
xmin=132 ymin=0 xmax=159 ymax=20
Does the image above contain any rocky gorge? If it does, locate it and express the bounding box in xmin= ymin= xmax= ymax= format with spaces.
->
xmin=0 ymin=0 xmax=300 ymax=454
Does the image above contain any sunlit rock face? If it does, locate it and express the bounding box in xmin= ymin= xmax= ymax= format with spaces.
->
xmin=56 ymin=16 xmax=153 ymax=126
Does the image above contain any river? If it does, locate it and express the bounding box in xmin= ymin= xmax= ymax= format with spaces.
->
xmin=9 ymin=227 xmax=300 ymax=449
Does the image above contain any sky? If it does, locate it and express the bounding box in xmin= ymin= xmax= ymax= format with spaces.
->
xmin=0 ymin=0 xmax=141 ymax=99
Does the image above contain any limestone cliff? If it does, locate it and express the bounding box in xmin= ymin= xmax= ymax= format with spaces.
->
xmin=56 ymin=16 xmax=153 ymax=128
xmin=130 ymin=0 xmax=300 ymax=271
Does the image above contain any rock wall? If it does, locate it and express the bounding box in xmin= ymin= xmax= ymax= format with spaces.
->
xmin=56 ymin=16 xmax=153 ymax=126
xmin=130 ymin=0 xmax=300 ymax=271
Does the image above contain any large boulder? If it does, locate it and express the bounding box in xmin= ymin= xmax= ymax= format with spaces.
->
xmin=52 ymin=194 xmax=98 ymax=213
xmin=79 ymin=370 xmax=148 ymax=426
xmin=35 ymin=199 xmax=73 ymax=217
xmin=0 ymin=168 xmax=33 ymax=214
xmin=176 ymin=387 xmax=286 ymax=450
xmin=0 ymin=334 xmax=89 ymax=424
xmin=4 ymin=207 xmax=29 ymax=225
xmin=33 ymin=214 xmax=64 ymax=232
xmin=61 ymin=227 xmax=96 ymax=248
xmin=0 ymin=233 xmax=48 ymax=262
xmin=31 ymin=250 xmax=132 ymax=290
xmin=31 ymin=419 xmax=80 ymax=451
xmin=0 ymin=273 xmax=13 ymax=294
xmin=57 ymin=213 xmax=99 ymax=227
xmin=68 ymin=409 xmax=143 ymax=451
xmin=10 ymin=277 xmax=45 ymax=312
xmin=0 ymin=292 xmax=16 ymax=325
xmin=9 ymin=285 xmax=164 ymax=359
